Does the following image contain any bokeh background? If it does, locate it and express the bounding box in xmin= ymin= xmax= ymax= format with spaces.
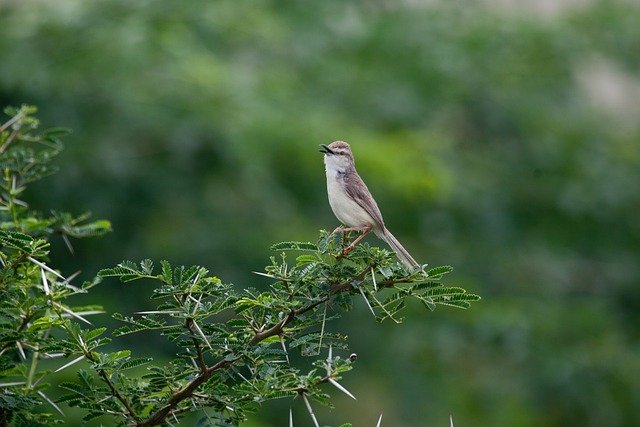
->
xmin=1 ymin=0 xmax=639 ymax=425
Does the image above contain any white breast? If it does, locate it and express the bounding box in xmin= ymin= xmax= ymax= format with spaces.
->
xmin=325 ymin=171 xmax=375 ymax=227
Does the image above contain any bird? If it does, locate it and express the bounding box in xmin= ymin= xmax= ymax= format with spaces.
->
xmin=320 ymin=140 xmax=420 ymax=270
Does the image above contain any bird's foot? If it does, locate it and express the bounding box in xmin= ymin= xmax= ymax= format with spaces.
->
xmin=342 ymin=243 xmax=356 ymax=255
xmin=331 ymin=225 xmax=373 ymax=259
xmin=333 ymin=225 xmax=369 ymax=234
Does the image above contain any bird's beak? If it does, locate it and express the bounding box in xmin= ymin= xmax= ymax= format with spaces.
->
xmin=319 ymin=144 xmax=334 ymax=155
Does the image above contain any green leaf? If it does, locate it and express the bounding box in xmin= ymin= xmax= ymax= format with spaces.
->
xmin=289 ymin=332 xmax=322 ymax=349
xmin=111 ymin=314 xmax=166 ymax=336
xmin=418 ymin=296 xmax=436 ymax=311
xmin=98 ymin=260 xmax=150 ymax=282
xmin=28 ymin=316 xmax=68 ymax=332
xmin=160 ymin=260 xmax=172 ymax=283
xmin=52 ymin=211 xmax=112 ymax=238
xmin=423 ymin=286 xmax=467 ymax=297
xmin=295 ymin=254 xmax=318 ymax=266
xmin=118 ymin=357 xmax=153 ymax=370
xmin=83 ymin=327 xmax=107 ymax=342
xmin=381 ymin=290 xmax=410 ymax=307
xmin=259 ymin=336 xmax=282 ymax=344
xmin=408 ymin=281 xmax=443 ymax=292
xmin=82 ymin=412 xmax=106 ymax=423
xmin=58 ymin=382 xmax=88 ymax=395
xmin=109 ymin=350 xmax=132 ymax=361
xmin=43 ymin=127 xmax=71 ymax=137
xmin=64 ymin=219 xmax=111 ymax=238
xmin=426 ymin=265 xmax=453 ymax=278
xmin=432 ymin=293 xmax=481 ymax=309
xmin=140 ymin=259 xmax=154 ymax=275
xmin=173 ymin=265 xmax=201 ymax=287
xmin=0 ymin=231 xmax=36 ymax=253
xmin=270 ymin=241 xmax=319 ymax=251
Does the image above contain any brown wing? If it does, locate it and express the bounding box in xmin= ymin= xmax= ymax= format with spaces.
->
xmin=343 ymin=171 xmax=386 ymax=230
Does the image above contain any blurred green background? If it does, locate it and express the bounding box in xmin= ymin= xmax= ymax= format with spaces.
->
xmin=1 ymin=0 xmax=639 ymax=425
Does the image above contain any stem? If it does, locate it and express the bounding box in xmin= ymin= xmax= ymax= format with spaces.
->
xmin=76 ymin=342 xmax=139 ymax=421
xmin=97 ymin=368 xmax=139 ymax=421
xmin=0 ymin=313 xmax=31 ymax=355
xmin=186 ymin=318 xmax=207 ymax=372
xmin=60 ymin=313 xmax=139 ymax=422
xmin=138 ymin=263 xmax=403 ymax=426
xmin=0 ymin=109 xmax=25 ymax=133
xmin=246 ymin=264 xmax=376 ymax=347
xmin=137 ymin=358 xmax=235 ymax=427
xmin=0 ymin=129 xmax=18 ymax=154
xmin=26 ymin=350 xmax=39 ymax=389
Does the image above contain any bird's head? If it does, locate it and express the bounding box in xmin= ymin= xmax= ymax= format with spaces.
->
xmin=320 ymin=141 xmax=355 ymax=172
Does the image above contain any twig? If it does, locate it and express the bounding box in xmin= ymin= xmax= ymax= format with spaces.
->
xmin=247 ymin=264 xmax=376 ymax=346
xmin=140 ymin=262 xmax=394 ymax=426
xmin=137 ymin=357 xmax=237 ymax=427
xmin=97 ymin=367 xmax=138 ymax=421
xmin=185 ymin=319 xmax=207 ymax=372
xmin=301 ymin=393 xmax=320 ymax=427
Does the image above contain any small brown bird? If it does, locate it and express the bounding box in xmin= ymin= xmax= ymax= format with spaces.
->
xmin=320 ymin=141 xmax=420 ymax=270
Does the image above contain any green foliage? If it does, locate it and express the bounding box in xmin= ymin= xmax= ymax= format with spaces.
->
xmin=0 ymin=106 xmax=110 ymax=426
xmin=79 ymin=233 xmax=476 ymax=426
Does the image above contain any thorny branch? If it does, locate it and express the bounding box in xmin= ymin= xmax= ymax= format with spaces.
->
xmin=137 ymin=264 xmax=390 ymax=426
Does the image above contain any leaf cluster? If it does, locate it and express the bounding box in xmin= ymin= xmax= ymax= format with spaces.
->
xmin=0 ymin=106 xmax=111 ymax=426
xmin=72 ymin=230 xmax=478 ymax=426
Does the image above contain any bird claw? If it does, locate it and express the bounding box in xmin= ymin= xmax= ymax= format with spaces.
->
xmin=331 ymin=225 xmax=372 ymax=258
xmin=342 ymin=244 xmax=355 ymax=255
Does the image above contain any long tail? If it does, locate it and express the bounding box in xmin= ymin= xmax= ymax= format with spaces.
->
xmin=378 ymin=228 xmax=420 ymax=270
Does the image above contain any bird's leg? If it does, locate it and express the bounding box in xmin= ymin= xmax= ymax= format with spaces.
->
xmin=332 ymin=225 xmax=371 ymax=234
xmin=333 ymin=225 xmax=368 ymax=248
xmin=333 ymin=225 xmax=373 ymax=255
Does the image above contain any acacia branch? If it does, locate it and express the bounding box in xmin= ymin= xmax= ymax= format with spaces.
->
xmin=138 ymin=263 xmax=412 ymax=426
xmin=247 ymin=264 xmax=377 ymax=346
xmin=185 ymin=318 xmax=207 ymax=372
xmin=137 ymin=358 xmax=235 ymax=427
xmin=97 ymin=368 xmax=138 ymax=421
xmin=82 ymin=349 xmax=138 ymax=422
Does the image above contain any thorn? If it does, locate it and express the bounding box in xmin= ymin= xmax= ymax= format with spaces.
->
xmin=15 ymin=341 xmax=26 ymax=361
xmin=190 ymin=292 xmax=203 ymax=316
xmin=52 ymin=301 xmax=92 ymax=325
xmin=54 ymin=355 xmax=86 ymax=373
xmin=40 ymin=267 xmax=50 ymax=295
xmin=358 ymin=286 xmax=376 ymax=317
xmin=61 ymin=310 xmax=105 ymax=318
xmin=371 ymin=265 xmax=377 ymax=292
xmin=328 ymin=377 xmax=356 ymax=400
xmin=252 ymin=271 xmax=279 ymax=279
xmin=37 ymin=391 xmax=65 ymax=416
xmin=67 ymin=270 xmax=81 ymax=283
xmin=302 ymin=393 xmax=320 ymax=427
xmin=280 ymin=336 xmax=290 ymax=365
xmin=191 ymin=320 xmax=213 ymax=350
xmin=134 ymin=310 xmax=180 ymax=315
xmin=0 ymin=381 xmax=26 ymax=387
xmin=62 ymin=233 xmax=75 ymax=255
xmin=27 ymin=257 xmax=79 ymax=291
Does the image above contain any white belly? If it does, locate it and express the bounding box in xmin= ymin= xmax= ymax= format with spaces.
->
xmin=326 ymin=174 xmax=375 ymax=227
